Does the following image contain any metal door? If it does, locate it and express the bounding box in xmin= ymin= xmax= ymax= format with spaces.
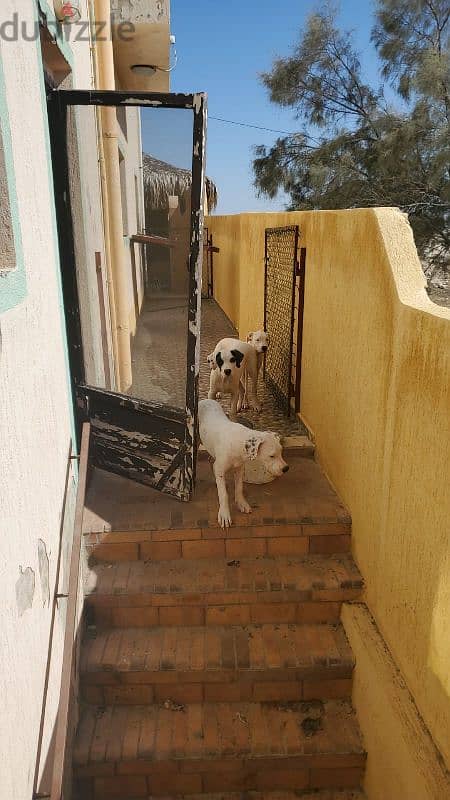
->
xmin=264 ymin=225 xmax=299 ymax=415
xmin=48 ymin=90 xmax=206 ymax=500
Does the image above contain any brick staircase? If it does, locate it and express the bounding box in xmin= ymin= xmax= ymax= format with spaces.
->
xmin=74 ymin=452 xmax=366 ymax=799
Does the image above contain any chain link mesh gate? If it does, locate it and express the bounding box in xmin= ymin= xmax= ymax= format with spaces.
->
xmin=264 ymin=225 xmax=299 ymax=415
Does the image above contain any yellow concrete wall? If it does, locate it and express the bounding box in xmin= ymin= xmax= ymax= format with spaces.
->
xmin=207 ymin=213 xmax=242 ymax=329
xmin=206 ymin=207 xmax=450 ymax=774
xmin=342 ymin=604 xmax=450 ymax=799
xmin=208 ymin=210 xmax=311 ymax=336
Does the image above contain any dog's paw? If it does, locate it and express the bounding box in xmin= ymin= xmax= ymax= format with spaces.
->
xmin=237 ymin=499 xmax=252 ymax=514
xmin=218 ymin=507 xmax=232 ymax=528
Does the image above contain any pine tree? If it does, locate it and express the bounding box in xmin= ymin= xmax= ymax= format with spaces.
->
xmin=253 ymin=2 xmax=450 ymax=284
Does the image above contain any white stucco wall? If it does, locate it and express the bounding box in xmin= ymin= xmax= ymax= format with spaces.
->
xmin=0 ymin=4 xmax=154 ymax=794
xmin=0 ymin=1 xmax=95 ymax=797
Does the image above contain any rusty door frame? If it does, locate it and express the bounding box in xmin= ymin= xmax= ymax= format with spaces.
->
xmin=294 ymin=246 xmax=306 ymax=413
xmin=202 ymin=228 xmax=218 ymax=298
xmin=47 ymin=89 xmax=207 ymax=501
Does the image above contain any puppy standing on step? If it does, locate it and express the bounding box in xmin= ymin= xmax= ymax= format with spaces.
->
xmin=199 ymin=399 xmax=289 ymax=528
xmin=210 ymin=337 xmax=262 ymax=414
xmin=208 ymin=344 xmax=245 ymax=415
xmin=240 ymin=329 xmax=269 ymax=411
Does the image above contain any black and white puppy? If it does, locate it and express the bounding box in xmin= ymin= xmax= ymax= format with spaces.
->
xmin=210 ymin=337 xmax=261 ymax=414
xmin=208 ymin=343 xmax=245 ymax=415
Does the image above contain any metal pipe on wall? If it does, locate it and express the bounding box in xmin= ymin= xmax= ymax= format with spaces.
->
xmin=93 ymin=0 xmax=132 ymax=391
xmin=87 ymin=0 xmax=119 ymax=389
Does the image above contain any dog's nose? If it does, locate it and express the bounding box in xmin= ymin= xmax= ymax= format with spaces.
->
xmin=224 ymin=368 xmax=231 ymax=376
xmin=262 ymin=346 xmax=267 ymax=352
xmin=282 ymin=465 xmax=289 ymax=473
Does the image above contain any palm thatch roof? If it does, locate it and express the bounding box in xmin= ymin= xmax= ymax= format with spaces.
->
xmin=142 ymin=154 xmax=218 ymax=211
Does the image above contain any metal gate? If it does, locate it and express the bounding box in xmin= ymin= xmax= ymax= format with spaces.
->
xmin=264 ymin=225 xmax=299 ymax=415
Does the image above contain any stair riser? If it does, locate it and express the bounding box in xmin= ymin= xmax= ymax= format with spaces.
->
xmin=81 ymin=676 xmax=353 ymax=705
xmin=84 ymin=526 xmax=351 ymax=564
xmin=75 ymin=762 xmax=365 ymax=799
xmin=87 ymin=600 xmax=349 ymax=627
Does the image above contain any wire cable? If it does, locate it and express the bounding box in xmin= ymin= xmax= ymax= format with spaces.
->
xmin=209 ymin=115 xmax=323 ymax=145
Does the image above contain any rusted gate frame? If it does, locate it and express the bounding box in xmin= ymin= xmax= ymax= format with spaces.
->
xmin=264 ymin=225 xmax=299 ymax=416
xmin=294 ymin=246 xmax=307 ymax=412
xmin=48 ymin=423 xmax=90 ymax=800
xmin=202 ymin=228 xmax=218 ymax=298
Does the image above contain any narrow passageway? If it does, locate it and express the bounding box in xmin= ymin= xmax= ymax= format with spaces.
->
xmin=130 ymin=295 xmax=307 ymax=436
xmin=77 ymin=303 xmax=367 ymax=799
xmin=200 ymin=299 xmax=307 ymax=437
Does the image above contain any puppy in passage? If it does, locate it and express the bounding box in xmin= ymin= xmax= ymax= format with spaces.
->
xmin=206 ymin=350 xmax=216 ymax=370
xmin=241 ymin=329 xmax=269 ymax=411
xmin=211 ymin=337 xmax=262 ymax=414
xmin=199 ymin=399 xmax=289 ymax=528
xmin=208 ymin=343 xmax=245 ymax=415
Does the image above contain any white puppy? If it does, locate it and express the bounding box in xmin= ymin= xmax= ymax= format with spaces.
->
xmin=206 ymin=350 xmax=216 ymax=370
xmin=241 ymin=329 xmax=270 ymax=411
xmin=211 ymin=337 xmax=261 ymax=414
xmin=199 ymin=399 xmax=289 ymax=528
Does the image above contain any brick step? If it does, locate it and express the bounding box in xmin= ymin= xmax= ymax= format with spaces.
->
xmin=115 ymin=793 xmax=366 ymax=800
xmin=85 ymin=556 xmax=363 ymax=628
xmin=83 ymin=456 xmax=352 ymax=565
xmin=80 ymin=623 xmax=355 ymax=705
xmin=73 ymin=700 xmax=366 ymax=798
xmin=84 ymin=521 xmax=351 ymax=565
xmin=114 ymin=793 xmax=366 ymax=800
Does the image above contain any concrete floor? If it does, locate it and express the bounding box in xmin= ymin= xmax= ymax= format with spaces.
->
xmin=130 ymin=296 xmax=306 ymax=437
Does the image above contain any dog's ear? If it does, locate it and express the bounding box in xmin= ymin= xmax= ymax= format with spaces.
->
xmin=215 ymin=351 xmax=224 ymax=369
xmin=246 ymin=332 xmax=254 ymax=343
xmin=243 ymin=433 xmax=265 ymax=461
xmin=230 ymin=348 xmax=244 ymax=368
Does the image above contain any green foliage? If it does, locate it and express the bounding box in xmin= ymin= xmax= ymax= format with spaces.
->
xmin=253 ymin=2 xmax=450 ymax=279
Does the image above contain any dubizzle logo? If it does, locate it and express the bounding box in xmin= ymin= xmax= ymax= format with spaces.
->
xmin=0 ymin=12 xmax=135 ymax=43
xmin=59 ymin=3 xmax=81 ymax=22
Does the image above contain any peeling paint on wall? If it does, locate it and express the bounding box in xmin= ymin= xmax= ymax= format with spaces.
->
xmin=15 ymin=566 xmax=35 ymax=616
xmin=37 ymin=539 xmax=50 ymax=608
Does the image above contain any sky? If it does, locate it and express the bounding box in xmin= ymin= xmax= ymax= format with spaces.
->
xmin=157 ymin=0 xmax=384 ymax=214
xmin=141 ymin=108 xmax=193 ymax=170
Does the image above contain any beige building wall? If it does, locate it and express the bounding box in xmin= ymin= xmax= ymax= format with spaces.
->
xmin=206 ymin=207 xmax=450 ymax=794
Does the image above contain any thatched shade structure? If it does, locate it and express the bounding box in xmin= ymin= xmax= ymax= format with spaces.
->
xmin=142 ymin=154 xmax=218 ymax=213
